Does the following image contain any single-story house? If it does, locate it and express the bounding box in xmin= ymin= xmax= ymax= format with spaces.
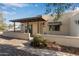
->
xmin=3 ymin=10 xmax=79 ymax=48
xmin=8 ymin=10 xmax=79 ymax=36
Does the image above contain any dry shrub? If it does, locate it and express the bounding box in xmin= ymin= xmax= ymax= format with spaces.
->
xmin=30 ymin=35 xmax=47 ymax=48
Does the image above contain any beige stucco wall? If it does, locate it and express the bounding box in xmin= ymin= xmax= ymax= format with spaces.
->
xmin=42 ymin=11 xmax=79 ymax=36
xmin=21 ymin=21 xmax=44 ymax=35
xmin=20 ymin=12 xmax=73 ymax=36
xmin=3 ymin=31 xmax=30 ymax=40
xmin=70 ymin=11 xmax=79 ymax=36
xmin=20 ymin=10 xmax=79 ymax=36
xmin=42 ymin=34 xmax=79 ymax=48
xmin=42 ymin=13 xmax=72 ymax=35
xmin=29 ymin=22 xmax=38 ymax=35
xmin=29 ymin=22 xmax=45 ymax=35
xmin=21 ymin=22 xmax=38 ymax=35
xmin=21 ymin=13 xmax=71 ymax=36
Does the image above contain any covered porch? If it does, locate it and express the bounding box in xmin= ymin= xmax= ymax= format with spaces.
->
xmin=3 ymin=16 xmax=46 ymax=39
xmin=10 ymin=16 xmax=46 ymax=36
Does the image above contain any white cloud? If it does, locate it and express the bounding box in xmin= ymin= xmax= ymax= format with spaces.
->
xmin=11 ymin=7 xmax=17 ymax=10
xmin=1 ymin=6 xmax=7 ymax=10
xmin=2 ymin=10 xmax=16 ymax=16
xmin=75 ymin=7 xmax=79 ymax=11
xmin=0 ymin=4 xmax=17 ymax=11
xmin=2 ymin=10 xmax=17 ymax=21
xmin=4 ymin=3 xmax=29 ymax=8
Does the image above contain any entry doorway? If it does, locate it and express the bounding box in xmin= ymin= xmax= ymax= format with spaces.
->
xmin=28 ymin=24 xmax=33 ymax=35
xmin=25 ymin=24 xmax=33 ymax=36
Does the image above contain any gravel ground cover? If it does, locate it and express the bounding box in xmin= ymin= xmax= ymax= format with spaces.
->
xmin=0 ymin=35 xmax=78 ymax=56
xmin=20 ymin=46 xmax=77 ymax=56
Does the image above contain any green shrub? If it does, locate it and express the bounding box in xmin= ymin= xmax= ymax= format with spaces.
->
xmin=30 ymin=35 xmax=47 ymax=48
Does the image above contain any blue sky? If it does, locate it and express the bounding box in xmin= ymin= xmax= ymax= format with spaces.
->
xmin=0 ymin=3 xmax=79 ymax=24
xmin=0 ymin=3 xmax=47 ymax=23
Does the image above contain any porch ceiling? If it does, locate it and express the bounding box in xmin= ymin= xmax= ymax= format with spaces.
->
xmin=10 ymin=16 xmax=46 ymax=23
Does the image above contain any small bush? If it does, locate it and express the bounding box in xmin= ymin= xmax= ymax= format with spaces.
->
xmin=30 ymin=35 xmax=47 ymax=48
xmin=30 ymin=35 xmax=61 ymax=51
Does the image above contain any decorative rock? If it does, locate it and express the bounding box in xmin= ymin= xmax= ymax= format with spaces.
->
xmin=21 ymin=46 xmax=76 ymax=56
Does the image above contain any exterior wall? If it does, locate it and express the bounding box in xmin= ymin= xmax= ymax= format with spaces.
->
xmin=42 ymin=34 xmax=79 ymax=48
xmin=20 ymin=13 xmax=72 ymax=36
xmin=42 ymin=13 xmax=72 ymax=35
xmin=70 ymin=12 xmax=79 ymax=36
xmin=21 ymin=22 xmax=44 ymax=35
xmin=29 ymin=22 xmax=38 ymax=35
xmin=38 ymin=21 xmax=45 ymax=34
xmin=20 ymin=11 xmax=79 ymax=36
xmin=3 ymin=31 xmax=30 ymax=40
xmin=29 ymin=22 xmax=44 ymax=35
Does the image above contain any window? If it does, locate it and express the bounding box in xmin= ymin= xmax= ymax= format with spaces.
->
xmin=48 ymin=22 xmax=61 ymax=31
xmin=49 ymin=25 xmax=60 ymax=31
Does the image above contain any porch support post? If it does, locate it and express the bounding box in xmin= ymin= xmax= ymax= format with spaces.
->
xmin=37 ymin=21 xmax=40 ymax=33
xmin=27 ymin=22 xmax=29 ymax=33
xmin=13 ymin=22 xmax=15 ymax=32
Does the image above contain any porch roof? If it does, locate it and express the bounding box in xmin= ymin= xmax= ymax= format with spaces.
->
xmin=10 ymin=16 xmax=46 ymax=23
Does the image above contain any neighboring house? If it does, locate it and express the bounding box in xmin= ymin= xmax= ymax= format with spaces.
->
xmin=10 ymin=10 xmax=79 ymax=36
xmin=3 ymin=10 xmax=79 ymax=48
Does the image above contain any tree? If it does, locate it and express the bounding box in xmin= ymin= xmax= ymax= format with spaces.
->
xmin=45 ymin=3 xmax=75 ymax=21
xmin=0 ymin=23 xmax=6 ymax=31
xmin=0 ymin=13 xmax=7 ymax=31
xmin=8 ymin=24 xmax=14 ymax=29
